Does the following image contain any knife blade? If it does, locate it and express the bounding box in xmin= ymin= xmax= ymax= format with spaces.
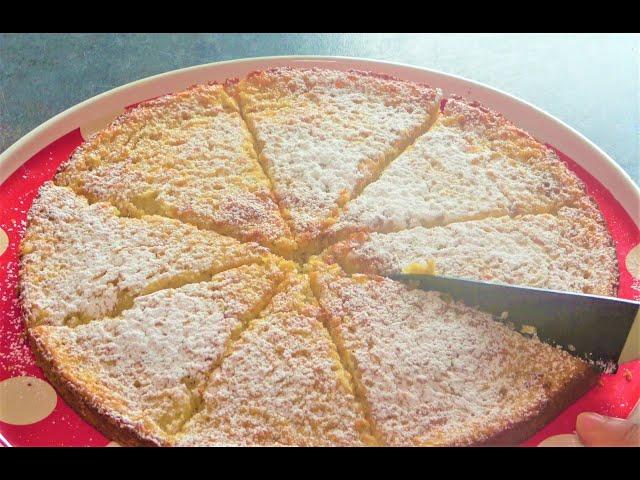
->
xmin=390 ymin=273 xmax=640 ymax=373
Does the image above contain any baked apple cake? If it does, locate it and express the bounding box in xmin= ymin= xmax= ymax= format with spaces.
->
xmin=19 ymin=67 xmax=617 ymax=446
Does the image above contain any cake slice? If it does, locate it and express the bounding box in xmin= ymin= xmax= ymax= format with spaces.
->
xmin=328 ymin=96 xmax=587 ymax=241
xmin=309 ymin=260 xmax=597 ymax=446
xmin=28 ymin=263 xmax=289 ymax=446
xmin=325 ymin=202 xmax=618 ymax=296
xmin=20 ymin=183 xmax=272 ymax=327
xmin=228 ymin=68 xmax=441 ymax=251
xmin=176 ymin=273 xmax=373 ymax=446
xmin=54 ymin=83 xmax=295 ymax=254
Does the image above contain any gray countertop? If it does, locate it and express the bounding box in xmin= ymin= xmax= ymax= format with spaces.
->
xmin=1 ymin=33 xmax=637 ymax=183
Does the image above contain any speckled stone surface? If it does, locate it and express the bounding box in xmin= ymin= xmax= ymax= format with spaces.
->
xmin=0 ymin=33 xmax=637 ymax=182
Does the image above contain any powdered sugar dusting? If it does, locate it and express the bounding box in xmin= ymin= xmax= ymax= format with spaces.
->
xmin=55 ymin=84 xmax=294 ymax=252
xmin=329 ymin=97 xmax=588 ymax=239
xmin=1 ymin=209 xmax=36 ymax=377
xmin=329 ymin=204 xmax=617 ymax=296
xmin=177 ymin=273 xmax=370 ymax=446
xmin=20 ymin=183 xmax=269 ymax=327
xmin=0 ymin=259 xmax=34 ymax=377
xmin=30 ymin=263 xmax=286 ymax=443
xmin=2 ymin=69 xmax=625 ymax=447
xmin=311 ymin=262 xmax=594 ymax=446
xmin=233 ymin=68 xmax=441 ymax=245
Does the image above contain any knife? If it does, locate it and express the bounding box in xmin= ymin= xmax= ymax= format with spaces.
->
xmin=391 ymin=274 xmax=640 ymax=373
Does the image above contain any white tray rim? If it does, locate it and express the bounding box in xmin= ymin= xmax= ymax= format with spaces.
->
xmin=0 ymin=55 xmax=638 ymax=226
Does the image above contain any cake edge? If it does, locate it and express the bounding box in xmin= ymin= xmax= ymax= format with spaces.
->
xmin=27 ymin=328 xmax=166 ymax=447
xmin=471 ymin=359 xmax=599 ymax=446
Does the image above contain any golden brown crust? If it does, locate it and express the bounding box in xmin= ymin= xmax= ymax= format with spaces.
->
xmin=309 ymin=259 xmax=600 ymax=447
xmin=568 ymin=198 xmax=619 ymax=297
xmin=176 ymin=273 xmax=372 ymax=446
xmin=24 ymin=260 xmax=291 ymax=447
xmin=474 ymin=365 xmax=597 ymax=446
xmin=18 ymin=182 xmax=272 ymax=328
xmin=28 ymin=329 xmax=165 ymax=447
xmin=325 ymin=93 xmax=600 ymax=250
xmin=229 ymin=67 xmax=441 ymax=253
xmin=443 ymin=96 xmax=588 ymax=214
xmin=54 ymin=83 xmax=296 ymax=255
xmin=19 ymin=70 xmax=617 ymax=447
xmin=324 ymin=201 xmax=619 ymax=297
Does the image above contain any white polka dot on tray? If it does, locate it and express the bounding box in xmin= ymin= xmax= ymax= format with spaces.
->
xmin=626 ymin=244 xmax=640 ymax=279
xmin=0 ymin=376 xmax=58 ymax=425
xmin=0 ymin=228 xmax=8 ymax=256
xmin=537 ymin=434 xmax=584 ymax=447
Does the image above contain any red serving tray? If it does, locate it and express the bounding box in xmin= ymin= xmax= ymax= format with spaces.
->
xmin=1 ymin=124 xmax=639 ymax=448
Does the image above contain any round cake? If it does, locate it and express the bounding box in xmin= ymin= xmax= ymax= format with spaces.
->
xmin=19 ymin=67 xmax=618 ymax=446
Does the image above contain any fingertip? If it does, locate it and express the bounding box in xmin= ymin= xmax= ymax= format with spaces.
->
xmin=576 ymin=412 xmax=609 ymax=446
xmin=576 ymin=412 xmax=640 ymax=446
xmin=576 ymin=412 xmax=606 ymax=432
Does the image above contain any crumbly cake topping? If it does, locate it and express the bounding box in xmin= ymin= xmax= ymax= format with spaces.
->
xmin=29 ymin=263 xmax=286 ymax=443
xmin=177 ymin=273 xmax=371 ymax=446
xmin=54 ymin=83 xmax=295 ymax=253
xmin=327 ymin=202 xmax=618 ymax=295
xmin=230 ymin=68 xmax=441 ymax=246
xmin=17 ymin=70 xmax=617 ymax=446
xmin=310 ymin=262 xmax=593 ymax=446
xmin=442 ymin=97 xmax=586 ymax=213
xmin=328 ymin=97 xmax=587 ymax=240
xmin=20 ymin=183 xmax=270 ymax=327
